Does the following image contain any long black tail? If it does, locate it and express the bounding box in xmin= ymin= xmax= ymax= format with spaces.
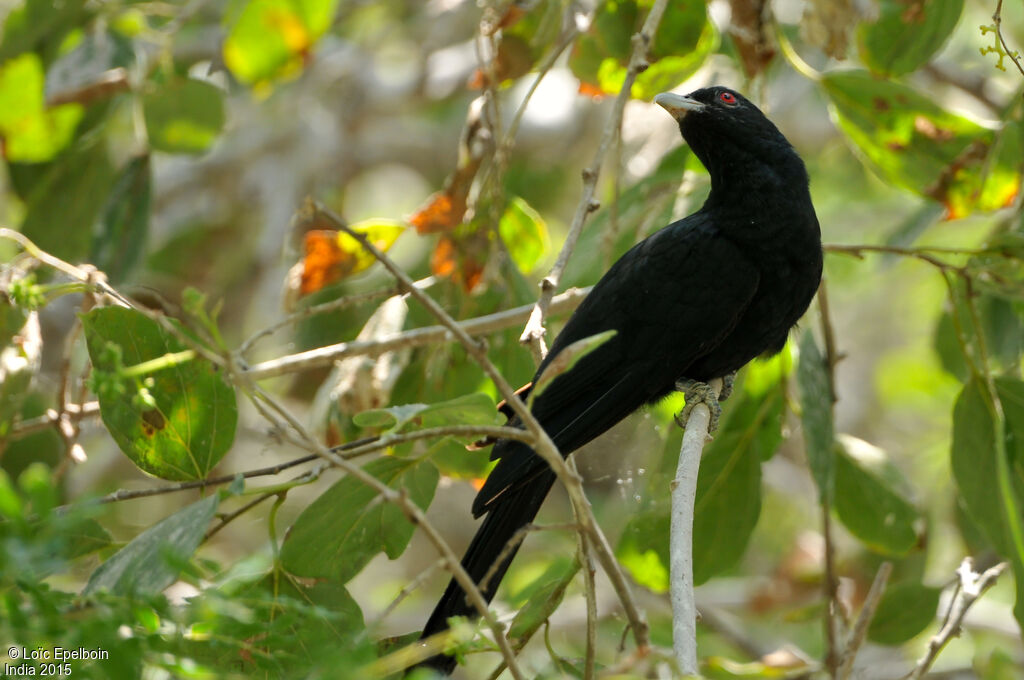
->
xmin=417 ymin=468 xmax=556 ymax=674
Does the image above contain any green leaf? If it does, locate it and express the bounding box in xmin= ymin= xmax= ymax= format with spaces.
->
xmin=91 ymin=154 xmax=151 ymax=283
xmin=952 ymin=378 xmax=1024 ymax=559
xmin=507 ymin=558 xmax=579 ymax=641
xmin=223 ymin=0 xmax=341 ymax=86
xmin=858 ymin=0 xmax=963 ymax=76
xmin=692 ymin=380 xmax=782 ymax=584
xmin=570 ymin=0 xmax=714 ymax=99
xmin=83 ymin=493 xmax=219 ymax=595
xmin=280 ymin=456 xmax=438 ymax=582
xmin=822 ymin=71 xmax=1015 ymax=219
xmin=82 ymin=307 xmax=238 ymax=481
xmin=867 ymin=581 xmax=940 ymax=644
xmin=499 ymin=197 xmax=549 ymax=275
xmin=0 ymin=53 xmax=83 ymax=162
xmin=20 ymin=138 xmax=116 ymax=262
xmin=530 ymin=330 xmax=618 ymax=406
xmin=797 ymin=331 xmax=834 ymax=504
xmin=951 ymin=377 xmax=1024 ymax=628
xmin=143 ymin=78 xmax=225 ymax=154
xmin=424 ymin=436 xmax=492 ymax=479
xmin=353 ymin=393 xmax=500 ymax=434
xmin=834 ymin=441 xmax=920 ymax=555
xmin=0 ymin=0 xmax=89 ymax=65
xmin=617 ymin=508 xmax=670 ymax=591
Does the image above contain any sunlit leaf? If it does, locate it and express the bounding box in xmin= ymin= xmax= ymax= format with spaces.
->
xmin=82 ymin=307 xmax=237 ymax=481
xmin=499 ymin=196 xmax=549 ymax=274
xmin=858 ymin=0 xmax=963 ymax=76
xmin=353 ymin=393 xmax=500 ymax=434
xmin=0 ymin=53 xmax=82 ymax=162
xmin=616 ymin=508 xmax=670 ymax=591
xmin=299 ymin=221 xmax=405 ymax=295
xmin=530 ymin=330 xmax=618 ymax=406
xmin=223 ymin=0 xmax=340 ymax=85
xmin=84 ymin=494 xmax=219 ymax=595
xmin=570 ymin=0 xmax=714 ymax=99
xmin=280 ymin=456 xmax=438 ymax=582
xmin=823 ymin=71 xmax=1019 ymax=219
xmin=143 ymin=78 xmax=225 ymax=154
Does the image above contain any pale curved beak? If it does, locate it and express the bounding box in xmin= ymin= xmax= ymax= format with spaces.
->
xmin=654 ymin=92 xmax=704 ymax=119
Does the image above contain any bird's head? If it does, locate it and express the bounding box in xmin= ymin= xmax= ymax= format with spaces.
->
xmin=654 ymin=86 xmax=805 ymax=193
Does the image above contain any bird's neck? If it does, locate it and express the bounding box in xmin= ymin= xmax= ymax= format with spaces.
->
xmin=701 ymin=141 xmax=811 ymax=212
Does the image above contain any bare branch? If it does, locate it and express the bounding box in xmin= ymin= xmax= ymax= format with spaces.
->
xmin=838 ymin=561 xmax=892 ymax=680
xmin=670 ymin=377 xmax=722 ymax=676
xmin=6 ymin=401 xmax=100 ymax=439
xmin=907 ymin=558 xmax=1008 ymax=680
xmin=244 ymin=285 xmax=591 ymax=380
xmin=519 ymin=0 xmax=671 ymax=358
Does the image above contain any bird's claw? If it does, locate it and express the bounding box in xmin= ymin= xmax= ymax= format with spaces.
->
xmin=718 ymin=372 xmax=737 ymax=403
xmin=673 ymin=378 xmax=723 ymax=434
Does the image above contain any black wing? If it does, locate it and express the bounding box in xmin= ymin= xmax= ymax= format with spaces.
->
xmin=473 ymin=214 xmax=760 ymax=516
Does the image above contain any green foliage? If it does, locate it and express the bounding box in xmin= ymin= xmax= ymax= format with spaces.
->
xmin=797 ymin=331 xmax=835 ymax=504
xmin=868 ymin=581 xmax=941 ymax=644
xmin=82 ymin=307 xmax=237 ymax=481
xmin=143 ymin=78 xmax=226 ymax=154
xmin=84 ymin=493 xmax=220 ymax=596
xmin=858 ymin=0 xmax=963 ymax=77
xmin=280 ymin=456 xmax=438 ymax=583
xmin=833 ymin=443 xmax=920 ymax=556
xmin=1 ymin=0 xmax=1023 ymax=676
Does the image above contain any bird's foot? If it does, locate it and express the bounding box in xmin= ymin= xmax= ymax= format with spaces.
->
xmin=718 ymin=371 xmax=737 ymax=403
xmin=673 ymin=378 xmax=723 ymax=434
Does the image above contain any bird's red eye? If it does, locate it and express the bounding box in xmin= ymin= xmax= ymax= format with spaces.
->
xmin=718 ymin=92 xmax=737 ymax=105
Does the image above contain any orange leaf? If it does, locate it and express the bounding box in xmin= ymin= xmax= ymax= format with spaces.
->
xmin=299 ymin=230 xmax=352 ymax=295
xmin=431 ymin=234 xmax=485 ymax=292
xmin=408 ymin=191 xmax=466 ymax=234
xmin=577 ymin=81 xmax=606 ymax=99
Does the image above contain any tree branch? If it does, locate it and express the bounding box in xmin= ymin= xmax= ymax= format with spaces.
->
xmin=519 ymin=0 xmax=671 ymax=359
xmin=907 ymin=558 xmax=1008 ymax=679
xmin=670 ymin=377 xmax=722 ymax=676
xmin=243 ymin=285 xmax=590 ymax=380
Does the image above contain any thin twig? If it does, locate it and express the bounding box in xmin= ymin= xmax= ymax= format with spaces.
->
xmin=838 ymin=561 xmax=892 ymax=680
xmin=244 ymin=285 xmax=591 ymax=380
xmin=816 ymin=280 xmax=842 ymax=679
xmin=992 ymin=0 xmax=1024 ymax=78
xmin=519 ymin=0 xmax=671 ymax=360
xmin=237 ymin=278 xmax=435 ymax=357
xmin=567 ymin=457 xmax=598 ymax=680
xmin=906 ymin=558 xmax=1008 ymax=679
xmin=240 ymin=378 xmax=529 ymax=680
xmin=7 ymin=401 xmax=101 ymax=438
xmin=82 ymin=424 xmax=531 ymax=505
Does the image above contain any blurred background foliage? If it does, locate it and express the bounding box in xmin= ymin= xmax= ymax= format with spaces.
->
xmin=0 ymin=0 xmax=1023 ymax=677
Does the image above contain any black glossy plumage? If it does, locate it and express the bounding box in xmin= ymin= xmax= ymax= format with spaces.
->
xmin=417 ymin=86 xmax=822 ymax=674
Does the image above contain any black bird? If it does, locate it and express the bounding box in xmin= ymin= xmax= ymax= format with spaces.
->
xmin=417 ymin=86 xmax=822 ymax=674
